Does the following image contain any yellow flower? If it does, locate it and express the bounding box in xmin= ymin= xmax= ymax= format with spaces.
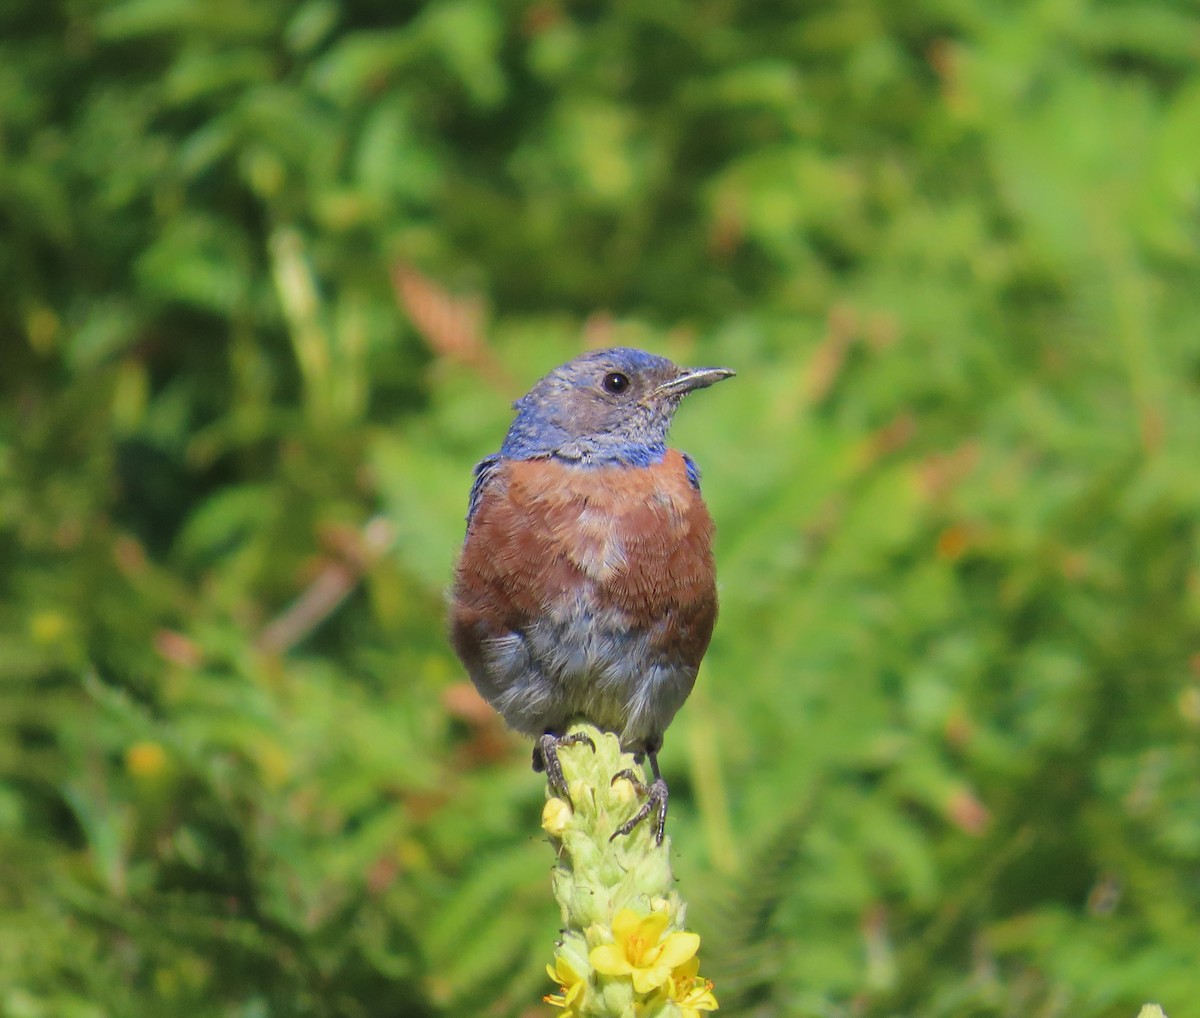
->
xmin=668 ymin=956 xmax=718 ymax=1016
xmin=30 ymin=611 xmax=68 ymax=645
xmin=542 ymin=797 xmax=574 ymax=838
xmin=589 ymin=908 xmax=700 ymax=994
xmin=125 ymin=741 xmax=167 ymax=779
xmin=544 ymin=955 xmax=585 ymax=1015
xmin=610 ymin=774 xmax=637 ymax=805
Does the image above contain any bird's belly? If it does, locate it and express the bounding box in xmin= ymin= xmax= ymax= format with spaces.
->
xmin=479 ymin=593 xmax=699 ymax=749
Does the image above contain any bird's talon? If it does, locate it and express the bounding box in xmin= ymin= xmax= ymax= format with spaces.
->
xmin=610 ymin=776 xmax=669 ymax=846
xmin=562 ymin=731 xmax=596 ymax=754
xmin=610 ymin=768 xmax=647 ymax=793
xmin=535 ymin=732 xmax=596 ymax=802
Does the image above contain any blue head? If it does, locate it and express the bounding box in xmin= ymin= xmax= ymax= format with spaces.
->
xmin=499 ymin=347 xmax=734 ymax=467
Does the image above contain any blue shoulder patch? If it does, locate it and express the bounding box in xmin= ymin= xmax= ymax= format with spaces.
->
xmin=466 ymin=453 xmax=503 ymax=525
xmin=682 ymin=452 xmax=702 ymax=491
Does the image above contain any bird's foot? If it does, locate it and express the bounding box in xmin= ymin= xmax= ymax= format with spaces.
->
xmin=533 ymin=731 xmax=596 ymax=800
xmin=609 ymin=769 xmax=669 ymax=846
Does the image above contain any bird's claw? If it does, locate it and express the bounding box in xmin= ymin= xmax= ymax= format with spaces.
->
xmin=534 ymin=731 xmax=596 ymax=800
xmin=610 ymin=769 xmax=669 ymax=845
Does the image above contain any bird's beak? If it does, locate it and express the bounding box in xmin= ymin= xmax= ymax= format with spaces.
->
xmin=654 ymin=366 xmax=736 ymax=397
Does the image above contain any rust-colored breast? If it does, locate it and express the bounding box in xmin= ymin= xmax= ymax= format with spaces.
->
xmin=452 ymin=449 xmax=717 ymax=656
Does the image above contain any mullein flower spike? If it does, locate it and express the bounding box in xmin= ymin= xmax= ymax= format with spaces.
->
xmin=541 ymin=724 xmax=717 ymax=1017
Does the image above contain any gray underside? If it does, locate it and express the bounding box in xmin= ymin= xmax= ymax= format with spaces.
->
xmin=462 ymin=597 xmax=698 ymax=751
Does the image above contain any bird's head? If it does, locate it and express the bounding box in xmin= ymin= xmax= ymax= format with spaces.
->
xmin=500 ymin=347 xmax=734 ymax=465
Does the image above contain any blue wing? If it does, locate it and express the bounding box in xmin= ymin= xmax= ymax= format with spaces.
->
xmin=466 ymin=453 xmax=503 ymax=527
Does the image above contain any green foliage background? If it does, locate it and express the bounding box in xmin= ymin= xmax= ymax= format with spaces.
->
xmin=2 ymin=0 xmax=1198 ymax=1015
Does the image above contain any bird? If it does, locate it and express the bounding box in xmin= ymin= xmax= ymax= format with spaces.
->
xmin=449 ymin=347 xmax=733 ymax=843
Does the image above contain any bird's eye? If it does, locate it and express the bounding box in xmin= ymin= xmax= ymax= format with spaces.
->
xmin=602 ymin=372 xmax=631 ymax=395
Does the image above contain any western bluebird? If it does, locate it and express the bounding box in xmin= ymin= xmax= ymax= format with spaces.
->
xmin=449 ymin=347 xmax=733 ymax=842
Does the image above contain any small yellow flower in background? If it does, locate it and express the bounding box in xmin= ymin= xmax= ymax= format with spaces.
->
xmin=590 ymin=907 xmax=700 ymax=994
xmin=542 ymin=796 xmax=574 ymax=839
xmin=668 ymin=956 xmax=719 ymax=1016
xmin=544 ymin=955 xmax=585 ymax=1015
xmin=30 ymin=611 xmax=69 ymax=645
xmin=125 ymin=741 xmax=167 ymax=779
xmin=255 ymin=740 xmax=293 ymax=789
